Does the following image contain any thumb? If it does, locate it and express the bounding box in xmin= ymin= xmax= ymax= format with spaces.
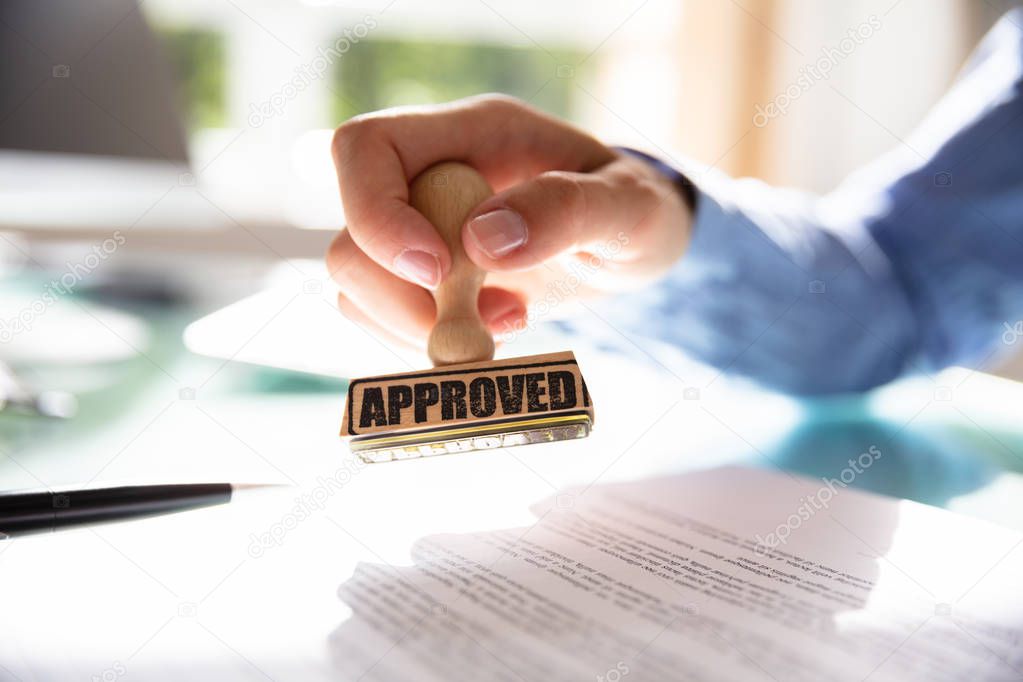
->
xmin=460 ymin=159 xmax=668 ymax=273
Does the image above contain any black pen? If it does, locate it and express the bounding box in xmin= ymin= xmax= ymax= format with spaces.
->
xmin=0 ymin=483 xmax=284 ymax=538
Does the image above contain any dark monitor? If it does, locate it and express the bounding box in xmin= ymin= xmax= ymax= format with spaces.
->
xmin=0 ymin=0 xmax=188 ymax=162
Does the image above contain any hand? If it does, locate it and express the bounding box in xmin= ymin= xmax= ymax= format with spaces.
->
xmin=326 ymin=94 xmax=692 ymax=350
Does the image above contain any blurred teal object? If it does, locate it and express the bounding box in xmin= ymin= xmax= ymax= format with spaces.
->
xmin=762 ymin=404 xmax=1000 ymax=508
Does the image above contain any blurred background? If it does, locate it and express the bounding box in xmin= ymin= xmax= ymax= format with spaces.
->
xmin=6 ymin=8 xmax=1023 ymax=675
xmin=3 ymin=0 xmax=1020 ymax=279
xmin=1 ymin=0 xmax=1022 ymax=455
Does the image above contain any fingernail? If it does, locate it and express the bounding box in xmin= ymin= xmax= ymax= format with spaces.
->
xmin=394 ymin=249 xmax=441 ymax=289
xmin=468 ymin=209 xmax=527 ymax=259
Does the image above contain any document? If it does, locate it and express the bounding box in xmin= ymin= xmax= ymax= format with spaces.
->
xmin=329 ymin=466 xmax=1023 ymax=681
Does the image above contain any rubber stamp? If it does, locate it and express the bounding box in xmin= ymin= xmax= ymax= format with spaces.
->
xmin=340 ymin=162 xmax=595 ymax=463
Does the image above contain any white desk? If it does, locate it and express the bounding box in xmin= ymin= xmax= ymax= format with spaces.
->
xmin=1 ymin=303 xmax=1021 ymax=680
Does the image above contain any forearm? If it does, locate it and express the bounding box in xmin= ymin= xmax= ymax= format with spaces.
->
xmin=642 ymin=170 xmax=918 ymax=394
xmin=594 ymin=159 xmax=918 ymax=395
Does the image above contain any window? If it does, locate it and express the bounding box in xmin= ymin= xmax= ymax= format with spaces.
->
xmin=332 ymin=39 xmax=587 ymax=123
xmin=157 ymin=27 xmax=227 ymax=131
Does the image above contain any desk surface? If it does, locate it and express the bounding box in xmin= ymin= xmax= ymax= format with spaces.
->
xmin=1 ymin=297 xmax=1021 ymax=680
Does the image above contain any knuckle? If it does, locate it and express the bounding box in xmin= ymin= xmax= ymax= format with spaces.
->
xmin=331 ymin=121 xmax=354 ymax=156
xmin=615 ymin=158 xmax=667 ymax=204
xmin=331 ymin=116 xmax=379 ymax=163
xmin=536 ymin=171 xmax=584 ymax=201
xmin=536 ymin=171 xmax=588 ymax=238
xmin=479 ymin=92 xmax=522 ymax=109
xmin=463 ymin=95 xmax=534 ymax=154
xmin=634 ymin=173 xmax=663 ymax=205
xmin=472 ymin=93 xmax=526 ymax=118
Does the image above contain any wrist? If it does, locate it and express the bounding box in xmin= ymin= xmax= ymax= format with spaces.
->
xmin=591 ymin=146 xmax=692 ymax=287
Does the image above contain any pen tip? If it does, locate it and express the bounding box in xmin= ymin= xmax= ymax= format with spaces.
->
xmin=231 ymin=483 xmax=292 ymax=493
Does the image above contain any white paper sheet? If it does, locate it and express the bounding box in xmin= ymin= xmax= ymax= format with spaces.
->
xmin=328 ymin=466 xmax=1023 ymax=681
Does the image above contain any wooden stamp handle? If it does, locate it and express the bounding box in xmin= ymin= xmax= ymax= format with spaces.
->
xmin=409 ymin=162 xmax=495 ymax=366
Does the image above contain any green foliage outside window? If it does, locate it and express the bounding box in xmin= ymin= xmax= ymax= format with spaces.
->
xmin=332 ymin=38 xmax=586 ymax=123
xmin=157 ymin=27 xmax=227 ymax=130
